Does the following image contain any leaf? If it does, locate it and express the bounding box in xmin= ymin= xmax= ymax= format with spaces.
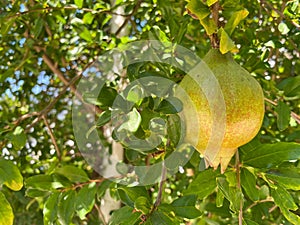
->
xmin=0 ymin=158 xmax=23 ymax=191
xmin=43 ymin=192 xmax=60 ymax=225
xmin=277 ymin=76 xmax=300 ymax=97
xmin=183 ymin=169 xmax=218 ymax=199
xmin=134 ymin=196 xmax=152 ymax=215
xmin=217 ymin=177 xmax=243 ymax=212
xmin=126 ymin=84 xmax=144 ymax=105
xmin=0 ymin=192 xmax=13 ymax=225
xmin=242 ymin=142 xmax=300 ymax=168
xmin=147 ymin=209 xmax=180 ymax=225
xmin=186 ymin=0 xmax=210 ymax=20
xmin=224 ymin=9 xmax=249 ymax=35
xmin=118 ymin=108 xmax=142 ymax=133
xmin=219 ymin=28 xmax=236 ymax=54
xmin=271 ymin=185 xmax=298 ymax=211
xmin=25 ymin=175 xmax=60 ymax=191
xmin=241 ymin=168 xmax=259 ymax=201
xmin=79 ymin=27 xmax=93 ymax=42
xmin=34 ymin=17 xmax=44 ymax=38
xmin=97 ymin=180 xmax=112 ymax=199
xmin=6 ymin=126 xmax=27 ymax=150
xmin=206 ymin=0 xmax=218 ymax=7
xmin=171 ymin=195 xmax=202 ymax=219
xmin=265 ymin=168 xmax=300 ymax=190
xmin=74 ymin=0 xmax=83 ymax=8
xmin=57 ymin=191 xmax=76 ymax=225
xmin=109 ymin=206 xmax=141 ymax=225
xmin=83 ymin=12 xmax=94 ymax=24
xmin=275 ymin=101 xmax=291 ymax=131
xmin=117 ymin=185 xmax=149 ymax=207
xmin=156 ymin=97 xmax=183 ymax=114
xmin=96 ymin=110 xmax=112 ymax=127
xmin=76 ymin=182 xmax=97 ymax=219
xmin=278 ymin=22 xmax=290 ymax=35
xmin=200 ymin=16 xmax=217 ymax=35
xmin=55 ymin=165 xmax=89 ymax=183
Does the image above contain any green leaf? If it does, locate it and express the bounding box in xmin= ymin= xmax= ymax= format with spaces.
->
xmin=224 ymin=9 xmax=249 ymax=35
xmin=147 ymin=210 xmax=180 ymax=225
xmin=6 ymin=126 xmax=27 ymax=150
xmin=0 ymin=158 xmax=23 ymax=191
xmin=83 ymin=12 xmax=95 ymax=24
xmin=126 ymin=84 xmax=144 ymax=105
xmin=186 ymin=0 xmax=210 ymax=20
xmin=96 ymin=110 xmax=112 ymax=127
xmin=25 ymin=188 xmax=49 ymax=198
xmin=34 ymin=17 xmax=44 ymax=38
xmin=134 ymin=196 xmax=152 ymax=215
xmin=43 ymin=192 xmax=60 ymax=225
xmin=206 ymin=0 xmax=218 ymax=7
xmin=97 ymin=180 xmax=112 ymax=199
xmin=278 ymin=22 xmax=290 ymax=35
xmin=241 ymin=168 xmax=259 ymax=201
xmin=171 ymin=195 xmax=202 ymax=219
xmin=200 ymin=16 xmax=217 ymax=35
xmin=118 ymin=108 xmax=142 ymax=133
xmin=217 ymin=177 xmax=243 ymax=212
xmin=271 ymin=185 xmax=298 ymax=211
xmin=55 ymin=165 xmax=89 ymax=183
xmin=57 ymin=191 xmax=76 ymax=225
xmin=219 ymin=28 xmax=236 ymax=54
xmin=109 ymin=206 xmax=141 ymax=225
xmin=0 ymin=192 xmax=13 ymax=225
xmin=117 ymin=185 xmax=149 ymax=207
xmin=242 ymin=142 xmax=300 ymax=168
xmin=25 ymin=175 xmax=61 ymax=191
xmin=265 ymin=168 xmax=300 ymax=190
xmin=80 ymin=27 xmax=93 ymax=42
xmin=74 ymin=0 xmax=83 ymax=8
xmin=277 ymin=76 xmax=300 ymax=97
xmin=243 ymin=218 xmax=260 ymax=225
xmin=275 ymin=101 xmax=291 ymax=131
xmin=183 ymin=169 xmax=218 ymax=199
xmin=156 ymin=97 xmax=183 ymax=114
xmin=76 ymin=182 xmax=97 ymax=219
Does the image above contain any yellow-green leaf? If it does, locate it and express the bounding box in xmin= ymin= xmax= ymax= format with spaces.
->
xmin=207 ymin=0 xmax=218 ymax=7
xmin=224 ymin=9 xmax=249 ymax=35
xmin=200 ymin=17 xmax=217 ymax=35
xmin=0 ymin=192 xmax=14 ymax=225
xmin=0 ymin=159 xmax=23 ymax=191
xmin=186 ymin=0 xmax=210 ymax=20
xmin=219 ymin=28 xmax=236 ymax=54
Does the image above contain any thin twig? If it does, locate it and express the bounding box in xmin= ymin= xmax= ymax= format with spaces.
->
xmin=114 ymin=0 xmax=142 ymax=36
xmin=210 ymin=1 xmax=220 ymax=49
xmin=235 ymin=151 xmax=243 ymax=225
xmin=154 ymin=162 xmax=167 ymax=209
xmin=42 ymin=115 xmax=61 ymax=161
xmin=244 ymin=198 xmax=273 ymax=211
xmin=264 ymin=97 xmax=300 ymax=124
xmin=95 ymin=204 xmax=108 ymax=225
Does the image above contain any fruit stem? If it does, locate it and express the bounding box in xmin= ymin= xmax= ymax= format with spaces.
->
xmin=210 ymin=1 xmax=220 ymax=49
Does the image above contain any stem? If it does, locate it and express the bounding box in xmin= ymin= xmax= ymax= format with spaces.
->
xmin=154 ymin=162 xmax=167 ymax=209
xmin=210 ymin=1 xmax=220 ymax=48
xmin=235 ymin=150 xmax=243 ymax=225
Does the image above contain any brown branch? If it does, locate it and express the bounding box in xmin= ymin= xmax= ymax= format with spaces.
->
xmin=264 ymin=97 xmax=300 ymax=124
xmin=210 ymin=1 xmax=220 ymax=49
xmin=244 ymin=198 xmax=273 ymax=212
xmin=42 ymin=115 xmax=61 ymax=161
xmin=7 ymin=6 xmax=128 ymax=20
xmin=95 ymin=204 xmax=108 ymax=225
xmin=153 ymin=163 xmax=167 ymax=209
xmin=114 ymin=0 xmax=142 ymax=36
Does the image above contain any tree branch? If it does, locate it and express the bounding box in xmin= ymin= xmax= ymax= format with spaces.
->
xmin=153 ymin=162 xmax=167 ymax=209
xmin=42 ymin=115 xmax=61 ymax=161
xmin=210 ymin=1 xmax=220 ymax=49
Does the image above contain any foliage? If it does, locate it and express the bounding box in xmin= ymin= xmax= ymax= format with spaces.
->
xmin=0 ymin=0 xmax=299 ymax=224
